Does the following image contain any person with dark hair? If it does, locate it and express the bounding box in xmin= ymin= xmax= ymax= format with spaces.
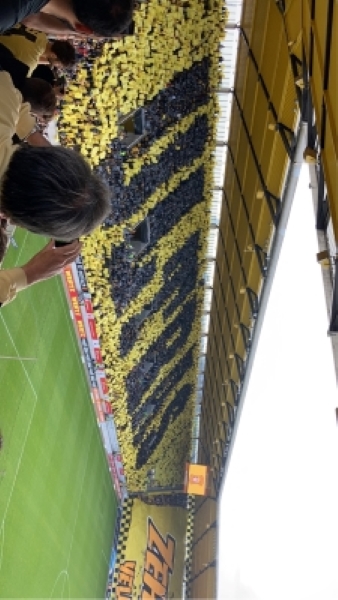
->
xmin=21 ymin=78 xmax=56 ymax=119
xmin=0 ymin=24 xmax=76 ymax=74
xmin=0 ymin=70 xmax=111 ymax=307
xmin=41 ymin=39 xmax=75 ymax=66
xmin=0 ymin=45 xmax=56 ymax=139
xmin=0 ymin=0 xmax=134 ymax=38
xmin=2 ymin=145 xmax=110 ymax=241
xmin=31 ymin=64 xmax=66 ymax=99
xmin=31 ymin=63 xmax=55 ymax=86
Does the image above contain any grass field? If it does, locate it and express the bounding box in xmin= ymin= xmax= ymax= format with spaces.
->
xmin=0 ymin=229 xmax=118 ymax=599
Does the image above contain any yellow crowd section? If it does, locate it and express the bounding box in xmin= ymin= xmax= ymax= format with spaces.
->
xmin=60 ymin=0 xmax=227 ymax=490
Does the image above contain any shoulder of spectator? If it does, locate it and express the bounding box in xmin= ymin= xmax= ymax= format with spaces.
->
xmin=0 ymin=71 xmax=22 ymax=179
xmin=0 ymin=71 xmax=22 ymax=133
xmin=23 ymin=13 xmax=72 ymax=36
xmin=15 ymin=102 xmax=36 ymax=141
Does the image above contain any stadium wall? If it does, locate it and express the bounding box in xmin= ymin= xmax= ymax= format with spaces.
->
xmin=62 ymin=260 xmax=127 ymax=499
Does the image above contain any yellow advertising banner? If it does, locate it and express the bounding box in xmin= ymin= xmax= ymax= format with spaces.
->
xmin=185 ymin=463 xmax=208 ymax=496
xmin=113 ymin=499 xmax=187 ymax=599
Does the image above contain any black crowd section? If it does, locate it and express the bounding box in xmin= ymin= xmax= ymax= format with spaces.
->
xmin=126 ymin=296 xmax=197 ymax=402
xmin=111 ymin=255 xmax=156 ymax=317
xmin=120 ymin=232 xmax=201 ymax=356
xmin=96 ymin=58 xmax=211 ymax=224
xmin=132 ymin=346 xmax=195 ymax=442
xmin=136 ymin=383 xmax=193 ymax=469
xmin=60 ymin=52 xmax=212 ymax=471
xmin=112 ymin=167 xmax=204 ymax=317
xmin=104 ymin=113 xmax=209 ymax=224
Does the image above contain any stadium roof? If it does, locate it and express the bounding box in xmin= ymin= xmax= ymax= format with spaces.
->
xmin=191 ymin=0 xmax=243 ymax=463
xmin=189 ymin=0 xmax=337 ymax=597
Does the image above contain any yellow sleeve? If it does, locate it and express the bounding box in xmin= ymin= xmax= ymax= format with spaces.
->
xmin=0 ymin=71 xmax=21 ymax=180
xmin=0 ymin=268 xmax=27 ymax=306
xmin=0 ymin=27 xmax=47 ymax=74
xmin=27 ymin=31 xmax=48 ymax=75
xmin=15 ymin=102 xmax=36 ymax=141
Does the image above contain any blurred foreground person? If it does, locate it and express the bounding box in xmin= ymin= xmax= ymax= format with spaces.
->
xmin=0 ymin=24 xmax=76 ymax=74
xmin=21 ymin=77 xmax=56 ymax=121
xmin=0 ymin=0 xmax=134 ymax=38
xmin=0 ymin=70 xmax=110 ymax=307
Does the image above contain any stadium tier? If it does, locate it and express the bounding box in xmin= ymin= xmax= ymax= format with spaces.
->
xmin=56 ymin=1 xmax=336 ymax=596
xmin=0 ymin=0 xmax=335 ymax=598
xmin=59 ymin=0 xmax=228 ymax=492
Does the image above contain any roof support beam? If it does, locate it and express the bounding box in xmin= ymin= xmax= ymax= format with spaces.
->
xmin=233 ymin=91 xmax=282 ymax=223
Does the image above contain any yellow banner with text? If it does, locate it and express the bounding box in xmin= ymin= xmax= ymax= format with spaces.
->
xmin=113 ymin=499 xmax=187 ymax=599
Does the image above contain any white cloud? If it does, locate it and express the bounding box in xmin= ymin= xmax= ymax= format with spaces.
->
xmin=217 ymin=166 xmax=338 ymax=600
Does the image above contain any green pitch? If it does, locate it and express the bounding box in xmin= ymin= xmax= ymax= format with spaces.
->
xmin=0 ymin=229 xmax=117 ymax=599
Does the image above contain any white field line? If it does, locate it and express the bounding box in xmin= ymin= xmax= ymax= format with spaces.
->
xmin=49 ymin=569 xmax=69 ymax=600
xmin=64 ymin=429 xmax=95 ymax=575
xmin=0 ymin=355 xmax=36 ymax=361
xmin=0 ymin=314 xmax=39 ymax=573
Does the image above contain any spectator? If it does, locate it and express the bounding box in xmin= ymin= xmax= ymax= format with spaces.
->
xmin=0 ymin=0 xmax=134 ymax=38
xmin=0 ymin=24 xmax=76 ymax=75
xmin=21 ymin=77 xmax=56 ymax=120
xmin=0 ymin=46 xmax=56 ymax=137
xmin=35 ymin=0 xmax=228 ymax=489
xmin=31 ymin=64 xmax=66 ymax=99
xmin=0 ymin=70 xmax=110 ymax=306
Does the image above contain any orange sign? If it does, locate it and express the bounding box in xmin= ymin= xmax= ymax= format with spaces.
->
xmin=185 ymin=463 xmax=208 ymax=495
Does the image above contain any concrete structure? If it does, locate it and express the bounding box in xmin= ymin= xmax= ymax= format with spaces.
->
xmin=188 ymin=2 xmax=337 ymax=598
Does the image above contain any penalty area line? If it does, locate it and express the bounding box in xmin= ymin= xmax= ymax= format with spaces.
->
xmin=0 ymin=355 xmax=37 ymax=361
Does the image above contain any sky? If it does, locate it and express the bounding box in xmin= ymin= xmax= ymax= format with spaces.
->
xmin=217 ymin=165 xmax=338 ymax=600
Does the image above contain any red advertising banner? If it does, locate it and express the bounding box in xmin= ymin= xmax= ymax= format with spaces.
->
xmin=63 ymin=263 xmax=125 ymax=498
xmin=64 ymin=266 xmax=86 ymax=339
xmin=84 ymin=297 xmax=93 ymax=314
xmin=114 ymin=454 xmax=125 ymax=479
xmin=98 ymin=375 xmax=109 ymax=396
xmin=92 ymin=389 xmax=105 ymax=422
xmin=104 ymin=401 xmax=112 ymax=415
xmin=64 ymin=266 xmax=76 ymax=296
xmin=88 ymin=317 xmax=99 ymax=341
xmin=108 ymin=453 xmax=122 ymax=499
xmin=94 ymin=346 xmax=103 ymax=364
xmin=92 ymin=389 xmax=100 ymax=402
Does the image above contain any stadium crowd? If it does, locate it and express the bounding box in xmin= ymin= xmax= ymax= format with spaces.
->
xmin=0 ymin=0 xmax=226 ymax=489
xmin=0 ymin=0 xmax=134 ymax=307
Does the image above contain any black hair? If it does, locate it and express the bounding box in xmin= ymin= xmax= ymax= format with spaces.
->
xmin=50 ymin=40 xmax=76 ymax=67
xmin=72 ymin=0 xmax=134 ymax=36
xmin=0 ymin=226 xmax=8 ymax=263
xmin=31 ymin=64 xmax=55 ymax=86
xmin=21 ymin=78 xmax=56 ymax=118
xmin=1 ymin=146 xmax=111 ymax=241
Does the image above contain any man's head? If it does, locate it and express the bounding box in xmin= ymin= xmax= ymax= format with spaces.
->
xmin=1 ymin=146 xmax=111 ymax=241
xmin=71 ymin=0 xmax=134 ymax=37
xmin=21 ymin=78 xmax=56 ymax=120
xmin=47 ymin=40 xmax=76 ymax=67
xmin=31 ymin=66 xmax=66 ymax=99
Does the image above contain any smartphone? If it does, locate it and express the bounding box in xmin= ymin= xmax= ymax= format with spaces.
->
xmin=54 ymin=239 xmax=78 ymax=247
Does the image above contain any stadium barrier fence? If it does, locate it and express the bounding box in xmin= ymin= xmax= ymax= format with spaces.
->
xmin=62 ymin=259 xmax=127 ymax=502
